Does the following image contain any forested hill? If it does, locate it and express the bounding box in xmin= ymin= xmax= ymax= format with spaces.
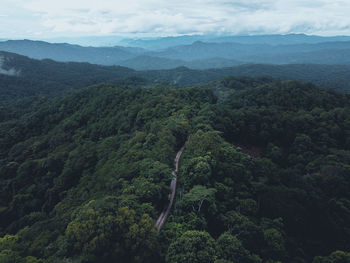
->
xmin=2 ymin=38 xmax=350 ymax=68
xmin=0 ymin=39 xmax=144 ymax=65
xmin=142 ymin=64 xmax=350 ymax=92
xmin=1 ymin=79 xmax=350 ymax=262
xmin=0 ymin=51 xmax=139 ymax=102
xmin=2 ymin=51 xmax=350 ymax=106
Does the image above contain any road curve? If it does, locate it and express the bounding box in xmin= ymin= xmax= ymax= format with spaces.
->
xmin=155 ymin=138 xmax=189 ymax=231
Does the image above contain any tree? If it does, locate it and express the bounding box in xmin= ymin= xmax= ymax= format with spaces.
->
xmin=216 ymin=232 xmax=262 ymax=263
xmin=183 ymin=185 xmax=216 ymax=213
xmin=313 ymin=250 xmax=350 ymax=263
xmin=183 ymin=155 xmax=215 ymax=186
xmin=166 ymin=230 xmax=217 ymax=263
xmin=65 ymin=201 xmax=158 ymax=262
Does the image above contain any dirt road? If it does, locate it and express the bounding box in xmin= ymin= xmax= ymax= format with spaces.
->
xmin=155 ymin=139 xmax=188 ymax=231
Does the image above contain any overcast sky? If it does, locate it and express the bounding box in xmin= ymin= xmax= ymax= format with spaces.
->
xmin=1 ymin=0 xmax=350 ymax=39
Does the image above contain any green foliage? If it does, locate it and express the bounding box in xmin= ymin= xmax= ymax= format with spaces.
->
xmin=0 ymin=78 xmax=350 ymax=262
xmin=65 ymin=204 xmax=158 ymax=261
xmin=182 ymin=155 xmax=215 ymax=186
xmin=216 ymin=232 xmax=261 ymax=263
xmin=0 ymin=250 xmax=23 ymax=263
xmin=166 ymin=230 xmax=217 ymax=263
xmin=181 ymin=185 xmax=217 ymax=214
xmin=313 ymin=250 xmax=350 ymax=263
xmin=0 ymin=235 xmax=19 ymax=251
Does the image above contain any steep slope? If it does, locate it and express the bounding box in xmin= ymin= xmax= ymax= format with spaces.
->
xmin=0 ymin=51 xmax=139 ymax=102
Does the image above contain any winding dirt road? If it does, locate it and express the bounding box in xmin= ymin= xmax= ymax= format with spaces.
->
xmin=155 ymin=139 xmax=189 ymax=231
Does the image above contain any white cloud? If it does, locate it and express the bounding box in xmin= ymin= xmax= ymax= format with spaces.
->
xmin=2 ymin=0 xmax=350 ymax=38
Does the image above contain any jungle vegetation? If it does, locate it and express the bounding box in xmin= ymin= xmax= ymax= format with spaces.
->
xmin=0 ymin=76 xmax=350 ymax=263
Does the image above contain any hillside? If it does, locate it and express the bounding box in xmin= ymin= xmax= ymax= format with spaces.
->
xmin=2 ymin=51 xmax=350 ymax=108
xmin=117 ymin=56 xmax=242 ymax=70
xmin=0 ymin=40 xmax=143 ymax=65
xmin=141 ymin=64 xmax=350 ymax=92
xmin=0 ymin=51 xmax=139 ymax=103
xmin=149 ymin=40 xmax=350 ymax=64
xmin=1 ymin=38 xmax=350 ymax=70
xmin=0 ymin=79 xmax=349 ymax=262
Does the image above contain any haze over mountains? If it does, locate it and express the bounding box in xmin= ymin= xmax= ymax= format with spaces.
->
xmin=2 ymin=50 xmax=350 ymax=106
xmin=2 ymin=52 xmax=350 ymax=263
xmin=2 ymin=25 xmax=350 ymax=263
xmin=1 ymin=34 xmax=350 ymax=70
xmin=38 ymin=34 xmax=350 ymax=49
xmin=3 ymin=0 xmax=350 ymax=261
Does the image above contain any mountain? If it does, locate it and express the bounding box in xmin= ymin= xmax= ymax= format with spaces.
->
xmin=120 ymin=33 xmax=350 ymax=49
xmin=0 ymin=39 xmax=144 ymax=65
xmin=0 ymin=51 xmax=138 ymax=103
xmin=1 ymin=78 xmax=350 ymax=262
xmin=14 ymin=34 xmax=350 ymax=50
xmin=184 ymin=57 xmax=242 ymax=69
xmin=2 ymin=51 xmax=350 ymax=107
xmin=211 ymin=33 xmax=350 ymax=45
xmin=118 ymin=55 xmax=185 ymax=70
xmin=41 ymin=36 xmax=125 ymax=47
xmin=120 ymin=34 xmax=208 ymax=50
xmin=140 ymin=64 xmax=350 ymax=92
xmin=149 ymin=40 xmax=350 ymax=64
xmin=118 ymin=56 xmax=242 ymax=70
xmin=2 ymin=37 xmax=350 ymax=70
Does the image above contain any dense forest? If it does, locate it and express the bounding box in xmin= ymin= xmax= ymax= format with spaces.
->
xmin=1 ymin=51 xmax=350 ymax=108
xmin=1 ymin=76 xmax=350 ymax=262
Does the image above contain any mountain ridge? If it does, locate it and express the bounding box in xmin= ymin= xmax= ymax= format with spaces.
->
xmin=1 ymin=37 xmax=350 ymax=69
xmin=1 ymin=51 xmax=350 ymax=106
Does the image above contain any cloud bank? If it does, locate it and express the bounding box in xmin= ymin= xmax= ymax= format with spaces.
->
xmin=2 ymin=0 xmax=350 ymax=38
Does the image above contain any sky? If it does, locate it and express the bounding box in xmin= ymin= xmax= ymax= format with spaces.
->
xmin=1 ymin=0 xmax=350 ymax=39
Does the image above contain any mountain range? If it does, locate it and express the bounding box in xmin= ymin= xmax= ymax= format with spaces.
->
xmin=1 ymin=34 xmax=350 ymax=70
xmin=1 ymin=34 xmax=350 ymax=263
xmin=1 ymin=50 xmax=350 ymax=106
xmin=102 ymin=33 xmax=350 ymax=49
